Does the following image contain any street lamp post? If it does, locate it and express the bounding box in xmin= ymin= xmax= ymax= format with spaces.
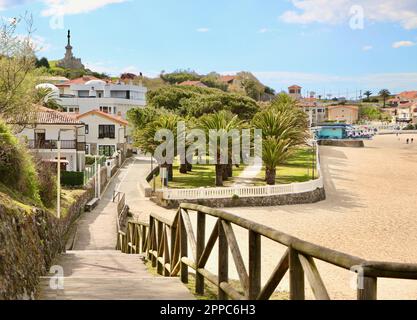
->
xmin=57 ymin=139 xmax=61 ymax=219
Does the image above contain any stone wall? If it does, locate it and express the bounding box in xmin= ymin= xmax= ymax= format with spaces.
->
xmin=152 ymin=187 xmax=326 ymax=209
xmin=0 ymin=182 xmax=96 ymax=300
xmin=318 ymin=139 xmax=364 ymax=148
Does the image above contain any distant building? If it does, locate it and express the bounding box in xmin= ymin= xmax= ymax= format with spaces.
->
xmin=76 ymin=110 xmax=128 ymax=157
xmin=386 ymin=90 xmax=417 ymax=124
xmin=11 ymin=106 xmax=86 ymax=172
xmin=288 ymin=85 xmax=302 ymax=100
xmin=298 ymin=98 xmax=327 ymax=126
xmin=57 ymin=30 xmax=85 ymax=70
xmin=327 ymin=105 xmax=359 ymax=124
xmin=53 ymin=77 xmax=147 ymax=119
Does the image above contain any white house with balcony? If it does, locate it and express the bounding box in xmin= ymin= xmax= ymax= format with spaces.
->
xmin=76 ymin=110 xmax=128 ymax=157
xmin=54 ymin=77 xmax=147 ymax=119
xmin=10 ymin=106 xmax=86 ymax=172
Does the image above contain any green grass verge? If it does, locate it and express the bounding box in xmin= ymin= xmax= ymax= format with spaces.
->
xmin=152 ymin=147 xmax=315 ymax=189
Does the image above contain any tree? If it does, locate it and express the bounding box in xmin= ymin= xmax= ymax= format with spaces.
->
xmin=379 ymin=89 xmax=391 ymax=107
xmin=0 ymin=15 xmax=38 ymax=122
xmin=198 ymin=111 xmax=243 ymax=186
xmin=135 ymin=113 xmax=181 ymax=182
xmin=252 ymin=95 xmax=307 ymax=185
xmin=160 ymin=69 xmax=201 ymax=85
xmin=35 ymin=57 xmax=50 ymax=69
xmin=147 ymin=85 xmax=259 ymax=120
xmin=363 ymin=90 xmax=372 ymax=101
xmin=35 ymin=87 xmax=62 ymax=110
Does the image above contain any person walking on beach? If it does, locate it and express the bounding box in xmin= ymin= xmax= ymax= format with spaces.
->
xmin=406 ymin=138 xmax=409 ymax=144
xmin=412 ymin=138 xmax=414 ymax=143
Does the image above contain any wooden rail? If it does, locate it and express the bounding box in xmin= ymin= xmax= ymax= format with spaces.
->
xmin=116 ymin=203 xmax=417 ymax=300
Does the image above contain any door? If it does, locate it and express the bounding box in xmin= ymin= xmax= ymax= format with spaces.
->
xmin=35 ymin=131 xmax=46 ymax=148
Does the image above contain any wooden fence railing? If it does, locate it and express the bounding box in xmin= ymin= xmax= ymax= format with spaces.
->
xmin=116 ymin=203 xmax=417 ymax=300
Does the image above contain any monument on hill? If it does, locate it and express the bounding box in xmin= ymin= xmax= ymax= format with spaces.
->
xmin=57 ymin=30 xmax=85 ymax=70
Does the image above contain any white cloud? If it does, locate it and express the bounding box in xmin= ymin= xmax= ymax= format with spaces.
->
xmin=280 ymin=0 xmax=417 ymax=30
xmin=196 ymin=28 xmax=210 ymax=33
xmin=392 ymin=40 xmax=415 ymax=48
xmin=362 ymin=45 xmax=373 ymax=51
xmin=259 ymin=28 xmax=270 ymax=33
xmin=41 ymin=0 xmax=128 ymax=17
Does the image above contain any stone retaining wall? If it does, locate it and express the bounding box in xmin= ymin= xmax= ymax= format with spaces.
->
xmin=318 ymin=139 xmax=364 ymax=148
xmin=152 ymin=187 xmax=326 ymax=209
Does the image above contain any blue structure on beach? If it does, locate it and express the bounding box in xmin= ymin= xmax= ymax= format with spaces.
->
xmin=314 ymin=123 xmax=374 ymax=140
xmin=315 ymin=123 xmax=351 ymax=140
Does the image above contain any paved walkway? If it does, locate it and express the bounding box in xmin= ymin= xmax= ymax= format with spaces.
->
xmin=38 ymin=157 xmax=193 ymax=300
xmin=233 ymin=156 xmax=263 ymax=186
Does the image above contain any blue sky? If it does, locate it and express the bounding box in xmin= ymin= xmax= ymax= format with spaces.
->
xmin=2 ymin=0 xmax=417 ymax=96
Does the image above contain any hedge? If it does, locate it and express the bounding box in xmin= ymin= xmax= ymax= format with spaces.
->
xmin=61 ymin=171 xmax=84 ymax=186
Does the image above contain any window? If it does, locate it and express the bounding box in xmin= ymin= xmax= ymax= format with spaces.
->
xmin=100 ymin=106 xmax=111 ymax=114
xmin=85 ymin=144 xmax=90 ymax=154
xmin=98 ymin=125 xmax=115 ymax=139
xmin=85 ymin=125 xmax=89 ymax=134
xmin=99 ymin=145 xmax=116 ymax=157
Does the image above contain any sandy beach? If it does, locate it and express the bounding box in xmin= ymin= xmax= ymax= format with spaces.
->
xmin=208 ymin=133 xmax=417 ymax=299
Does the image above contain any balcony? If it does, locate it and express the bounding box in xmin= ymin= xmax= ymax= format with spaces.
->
xmin=28 ymin=140 xmax=86 ymax=152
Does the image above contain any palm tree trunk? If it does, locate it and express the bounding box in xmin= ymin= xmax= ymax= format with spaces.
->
xmin=222 ymin=164 xmax=229 ymax=181
xmin=227 ymin=162 xmax=233 ymax=178
xmin=179 ymin=154 xmax=187 ymax=174
xmin=215 ymin=164 xmax=224 ymax=186
xmin=265 ymin=167 xmax=276 ymax=185
xmin=167 ymin=163 xmax=173 ymax=181
xmin=186 ymin=159 xmax=192 ymax=172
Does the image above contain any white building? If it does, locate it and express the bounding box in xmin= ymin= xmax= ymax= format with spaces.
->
xmin=55 ymin=76 xmax=147 ymax=119
xmin=11 ymin=106 xmax=86 ymax=172
xmin=76 ymin=110 xmax=128 ymax=157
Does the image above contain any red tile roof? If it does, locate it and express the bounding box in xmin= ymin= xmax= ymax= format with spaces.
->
xmin=7 ymin=106 xmax=83 ymax=125
xmin=398 ymin=91 xmax=417 ymax=100
xmin=76 ymin=110 xmax=129 ymax=126
xmin=35 ymin=106 xmax=83 ymax=124
xmin=56 ymin=76 xmax=101 ymax=87
xmin=219 ymin=75 xmax=236 ymax=83
xmin=289 ymin=85 xmax=302 ymax=89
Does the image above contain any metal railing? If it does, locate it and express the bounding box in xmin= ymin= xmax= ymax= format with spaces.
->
xmin=28 ymin=140 xmax=85 ymax=151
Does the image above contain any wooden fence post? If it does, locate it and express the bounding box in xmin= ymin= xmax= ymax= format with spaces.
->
xmin=218 ymin=219 xmax=229 ymax=300
xmin=180 ymin=214 xmax=188 ymax=284
xmin=357 ymin=276 xmax=377 ymax=300
xmin=289 ymin=247 xmax=305 ymax=300
xmin=248 ymin=230 xmax=261 ymax=300
xmin=196 ymin=211 xmax=206 ymax=295
xmin=157 ymin=221 xmax=163 ymax=275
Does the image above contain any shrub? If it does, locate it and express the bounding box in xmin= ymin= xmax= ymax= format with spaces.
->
xmin=61 ymin=171 xmax=84 ymax=187
xmin=34 ymin=158 xmax=57 ymax=207
xmin=85 ymin=155 xmax=96 ymax=165
xmin=0 ymin=119 xmax=40 ymax=202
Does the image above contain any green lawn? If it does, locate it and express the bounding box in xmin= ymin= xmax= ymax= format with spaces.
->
xmin=256 ymin=147 xmax=317 ymax=185
xmin=152 ymin=147 xmax=316 ymax=189
xmin=153 ymin=161 xmax=246 ymax=189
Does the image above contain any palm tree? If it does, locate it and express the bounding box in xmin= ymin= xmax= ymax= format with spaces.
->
xmin=198 ymin=111 xmax=243 ymax=186
xmin=363 ymin=90 xmax=372 ymax=101
xmin=379 ymin=89 xmax=391 ymax=108
xmin=252 ymin=96 xmax=307 ymax=185
xmin=35 ymin=88 xmax=62 ymax=110
xmin=263 ymin=137 xmax=292 ymax=185
xmin=136 ymin=113 xmax=181 ymax=182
